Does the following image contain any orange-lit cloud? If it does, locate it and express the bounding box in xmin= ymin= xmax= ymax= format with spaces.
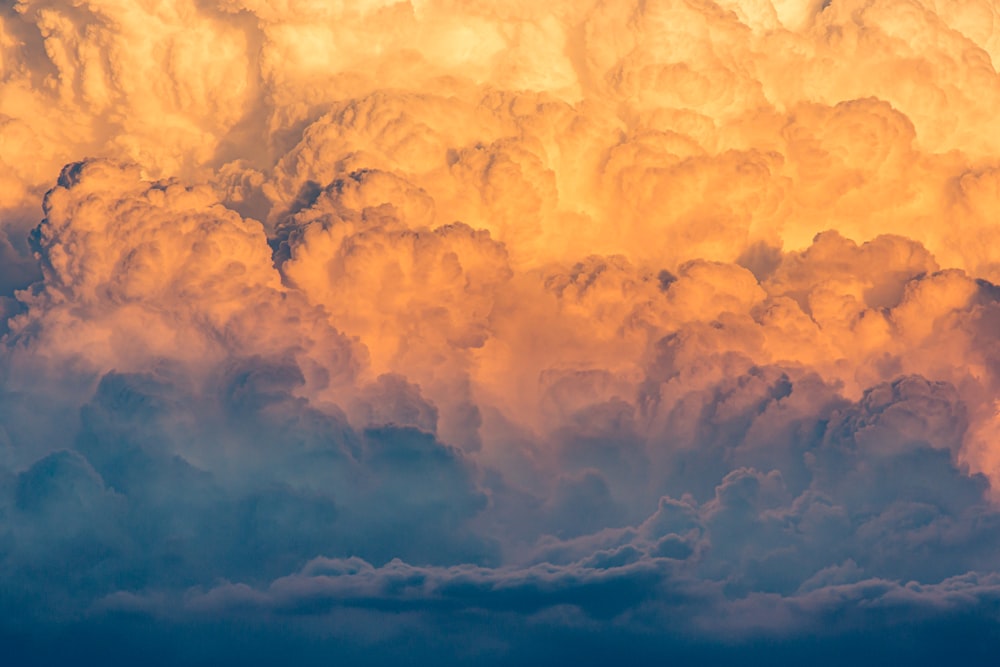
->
xmin=3 ymin=0 xmax=1000 ymax=662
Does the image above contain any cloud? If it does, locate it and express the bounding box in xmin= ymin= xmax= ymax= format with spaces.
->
xmin=4 ymin=0 xmax=1000 ymax=662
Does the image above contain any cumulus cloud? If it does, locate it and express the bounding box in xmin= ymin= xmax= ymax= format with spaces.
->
xmin=4 ymin=0 xmax=1000 ymax=663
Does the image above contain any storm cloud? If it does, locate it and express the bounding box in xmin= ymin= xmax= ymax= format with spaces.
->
xmin=4 ymin=0 xmax=1000 ymax=663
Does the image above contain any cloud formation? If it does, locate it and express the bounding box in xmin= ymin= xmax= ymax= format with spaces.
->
xmin=4 ymin=0 xmax=1000 ymax=663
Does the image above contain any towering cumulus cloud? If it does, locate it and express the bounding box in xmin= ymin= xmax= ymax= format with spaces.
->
xmin=4 ymin=0 xmax=1000 ymax=663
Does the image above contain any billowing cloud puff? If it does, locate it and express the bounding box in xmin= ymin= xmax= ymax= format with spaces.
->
xmin=4 ymin=0 xmax=1000 ymax=664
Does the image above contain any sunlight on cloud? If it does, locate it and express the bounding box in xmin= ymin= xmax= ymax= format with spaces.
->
xmin=3 ymin=0 xmax=1000 ymax=662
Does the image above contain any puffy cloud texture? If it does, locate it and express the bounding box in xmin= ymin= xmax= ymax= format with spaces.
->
xmin=4 ymin=0 xmax=1000 ymax=663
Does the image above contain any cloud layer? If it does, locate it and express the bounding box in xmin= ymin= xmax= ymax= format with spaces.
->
xmin=4 ymin=0 xmax=1000 ymax=663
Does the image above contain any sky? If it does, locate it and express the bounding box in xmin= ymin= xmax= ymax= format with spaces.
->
xmin=3 ymin=0 xmax=1000 ymax=663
